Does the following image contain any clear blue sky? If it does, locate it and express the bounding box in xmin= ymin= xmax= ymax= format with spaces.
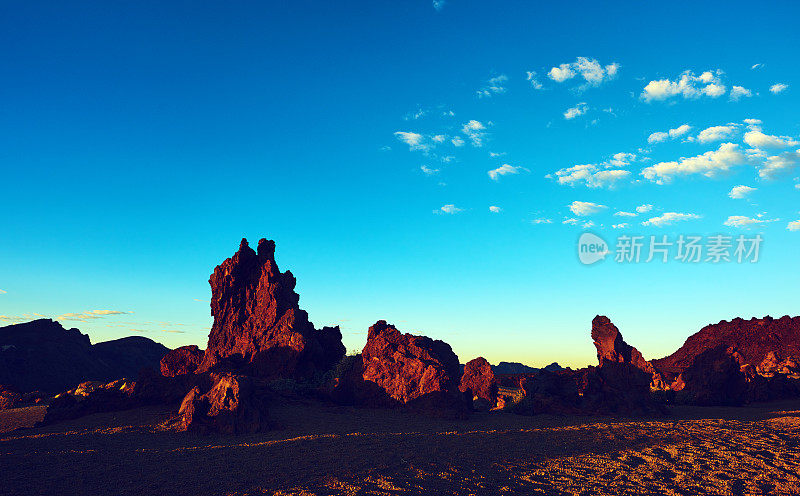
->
xmin=1 ymin=1 xmax=799 ymax=368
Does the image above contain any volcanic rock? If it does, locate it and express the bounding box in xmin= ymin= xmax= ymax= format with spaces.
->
xmin=673 ymin=345 xmax=747 ymax=406
xmin=177 ymin=373 xmax=268 ymax=434
xmin=92 ymin=336 xmax=169 ymax=381
xmin=0 ymin=384 xmax=22 ymax=410
xmin=161 ymin=345 xmax=205 ymax=377
xmin=592 ymin=316 xmax=666 ymax=389
xmin=338 ymin=320 xmax=468 ymax=415
xmin=654 ymin=315 xmax=800 ymax=381
xmin=491 ymin=362 xmax=538 ymax=375
xmin=198 ymin=238 xmax=345 ymax=380
xmin=39 ymin=379 xmax=137 ymax=425
xmin=459 ymin=357 xmax=498 ymax=410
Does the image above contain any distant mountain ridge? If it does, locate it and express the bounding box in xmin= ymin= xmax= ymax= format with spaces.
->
xmin=0 ymin=319 xmax=169 ymax=393
xmin=491 ymin=361 xmax=563 ymax=375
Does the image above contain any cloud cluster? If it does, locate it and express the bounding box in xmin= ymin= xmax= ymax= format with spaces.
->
xmin=697 ymin=125 xmax=737 ymax=144
xmin=648 ymin=124 xmax=692 ymax=144
xmin=548 ymin=57 xmax=619 ymax=86
xmin=728 ymin=185 xmax=756 ymax=199
xmin=568 ymin=201 xmax=606 ymax=216
xmin=641 ymin=143 xmax=745 ymax=184
xmin=462 ymin=120 xmax=488 ymax=146
xmin=642 ymin=212 xmax=701 ymax=227
xmin=770 ymin=83 xmax=788 ymax=94
xmin=554 ymin=164 xmax=630 ymax=188
xmin=564 ymin=103 xmax=588 ymax=120
xmin=641 ymin=70 xmax=730 ymax=102
xmin=488 ymin=163 xmax=527 ymax=181
xmin=477 ymin=75 xmax=508 ymax=98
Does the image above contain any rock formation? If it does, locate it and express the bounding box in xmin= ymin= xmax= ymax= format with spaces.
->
xmin=671 ymin=345 xmax=748 ymax=406
xmin=177 ymin=373 xmax=268 ymax=434
xmin=198 ymin=238 xmax=345 ymax=380
xmin=336 ymin=320 xmax=469 ymax=415
xmin=591 ymin=316 xmax=666 ymax=389
xmin=0 ymin=319 xmax=168 ymax=394
xmin=0 ymin=384 xmax=22 ymax=410
xmin=654 ymin=315 xmax=800 ymax=381
xmin=459 ymin=357 xmax=498 ymax=410
xmin=161 ymin=345 xmax=205 ymax=377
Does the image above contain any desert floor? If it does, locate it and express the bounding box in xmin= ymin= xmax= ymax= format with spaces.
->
xmin=2 ymin=398 xmax=800 ymax=496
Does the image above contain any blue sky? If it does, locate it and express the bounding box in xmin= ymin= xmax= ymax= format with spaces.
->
xmin=1 ymin=1 xmax=799 ymax=368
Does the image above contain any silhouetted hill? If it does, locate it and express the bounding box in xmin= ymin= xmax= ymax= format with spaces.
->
xmin=0 ymin=319 xmax=169 ymax=393
xmin=492 ymin=362 xmax=538 ymax=374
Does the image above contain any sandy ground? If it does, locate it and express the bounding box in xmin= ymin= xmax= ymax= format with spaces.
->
xmin=2 ymin=399 xmax=800 ymax=496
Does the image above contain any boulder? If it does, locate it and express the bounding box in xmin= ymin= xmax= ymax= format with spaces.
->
xmin=39 ymin=379 xmax=137 ymax=425
xmin=161 ymin=345 xmax=205 ymax=377
xmin=198 ymin=238 xmax=345 ymax=380
xmin=0 ymin=384 xmax=22 ymax=410
xmin=673 ymin=345 xmax=747 ymax=406
xmin=338 ymin=320 xmax=469 ymax=416
xmin=177 ymin=373 xmax=268 ymax=434
xmin=459 ymin=357 xmax=498 ymax=409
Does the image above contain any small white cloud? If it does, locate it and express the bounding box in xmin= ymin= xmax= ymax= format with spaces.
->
xmin=743 ymin=118 xmax=762 ymax=126
xmin=531 ymin=218 xmax=552 ymax=224
xmin=568 ymin=201 xmax=607 ymax=216
xmin=729 ymin=86 xmax=753 ymax=101
xmin=451 ymin=136 xmax=465 ymax=147
xmin=612 ymin=223 xmax=628 ymax=229
xmin=554 ymin=164 xmax=630 ymax=188
xmin=489 ymin=205 xmax=502 ymax=213
xmin=642 ymin=143 xmax=745 ymax=184
xmin=648 ymin=124 xmax=692 ymax=144
xmin=562 ymin=218 xmax=580 ymax=225
xmin=724 ymin=215 xmax=772 ymax=228
xmin=477 ymin=74 xmax=509 ymax=98
xmin=757 ymin=150 xmax=800 ymax=179
xmin=432 ymin=134 xmax=446 ymax=143
xmin=525 ymin=71 xmax=543 ymax=89
xmin=489 ymin=151 xmax=506 ymax=158
xmin=697 ymin=125 xmax=737 ymax=144
xmin=548 ymin=57 xmax=619 ymax=86
xmin=564 ymin=103 xmax=588 ymax=120
xmin=57 ymin=310 xmax=132 ymax=322
xmin=582 ymin=221 xmax=595 ymax=228
xmin=636 ymin=204 xmax=653 ymax=213
xmin=461 ymin=120 xmax=487 ymax=147
xmin=788 ymin=220 xmax=800 ymax=231
xmin=642 ymin=212 xmax=701 ymax=227
xmin=728 ymin=185 xmax=756 ymax=199
xmin=420 ymin=165 xmax=439 ymax=175
xmin=488 ymin=163 xmax=527 ymax=181
xmin=743 ymin=129 xmax=799 ymax=148
xmin=614 ymin=211 xmax=637 ymax=217
xmin=437 ymin=204 xmax=463 ymax=214
xmin=432 ymin=0 xmax=445 ymax=11
xmin=751 ymin=63 xmax=763 ymax=70
xmin=770 ymin=83 xmax=789 ymax=94
xmin=394 ymin=131 xmax=429 ymax=152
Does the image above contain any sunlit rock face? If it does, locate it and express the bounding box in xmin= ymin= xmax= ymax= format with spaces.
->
xmin=198 ymin=238 xmax=344 ymax=380
xmin=591 ymin=315 xmax=667 ymax=390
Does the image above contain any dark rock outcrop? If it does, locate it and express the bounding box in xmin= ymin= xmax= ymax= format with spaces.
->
xmin=654 ymin=315 xmax=800 ymax=381
xmin=672 ymin=345 xmax=748 ymax=406
xmin=336 ymin=320 xmax=469 ymax=416
xmin=592 ymin=316 xmax=666 ymax=389
xmin=161 ymin=345 xmax=205 ymax=377
xmin=198 ymin=238 xmax=345 ymax=380
xmin=0 ymin=384 xmax=22 ymax=410
xmin=491 ymin=362 xmax=538 ymax=375
xmin=0 ymin=319 xmax=168 ymax=394
xmin=39 ymin=379 xmax=137 ymax=425
xmin=177 ymin=373 xmax=268 ymax=434
xmin=459 ymin=357 xmax=498 ymax=410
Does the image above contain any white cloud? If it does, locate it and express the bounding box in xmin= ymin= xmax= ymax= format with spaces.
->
xmin=564 ymin=102 xmax=588 ymax=120
xmin=648 ymin=124 xmax=692 ymax=144
xmin=728 ymin=185 xmax=756 ymax=199
xmin=488 ymin=163 xmax=527 ymax=181
xmin=770 ymin=83 xmax=789 ymax=94
xmin=451 ymin=136 xmax=465 ymax=147
xmin=724 ymin=215 xmax=772 ymax=228
xmin=757 ymin=150 xmax=800 ymax=179
xmin=743 ymin=118 xmax=762 ymax=126
xmin=636 ymin=204 xmax=653 ymax=213
xmin=461 ymin=120 xmax=487 ymax=147
xmin=489 ymin=151 xmax=506 ymax=158
xmin=582 ymin=221 xmax=595 ymax=228
xmin=614 ymin=211 xmax=637 ymax=217
xmin=641 ymin=70 xmax=729 ymax=101
xmin=394 ymin=131 xmax=429 ymax=152
xmin=609 ymin=152 xmax=636 ymax=167
xmin=553 ymin=164 xmax=630 ymax=188
xmin=743 ymin=129 xmax=799 ymax=148
xmin=477 ymin=75 xmax=508 ymax=98
xmin=788 ymin=220 xmax=800 ymax=231
xmin=432 ymin=0 xmax=445 ymax=11
xmin=642 ymin=212 xmax=701 ymax=227
xmin=730 ymin=86 xmax=753 ymax=101
xmin=641 ymin=143 xmax=745 ymax=184
xmin=612 ymin=223 xmax=628 ymax=229
xmin=568 ymin=201 xmax=607 ymax=216
xmin=548 ymin=57 xmax=619 ymax=86
xmin=531 ymin=218 xmax=552 ymax=224
xmin=57 ymin=310 xmax=131 ymax=322
xmin=420 ymin=165 xmax=439 ymax=175
xmin=697 ymin=125 xmax=737 ymax=144
xmin=489 ymin=206 xmax=501 ymax=213
xmin=437 ymin=204 xmax=463 ymax=214
xmin=751 ymin=63 xmax=763 ymax=70
xmin=525 ymin=71 xmax=543 ymax=89
xmin=432 ymin=134 xmax=446 ymax=143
